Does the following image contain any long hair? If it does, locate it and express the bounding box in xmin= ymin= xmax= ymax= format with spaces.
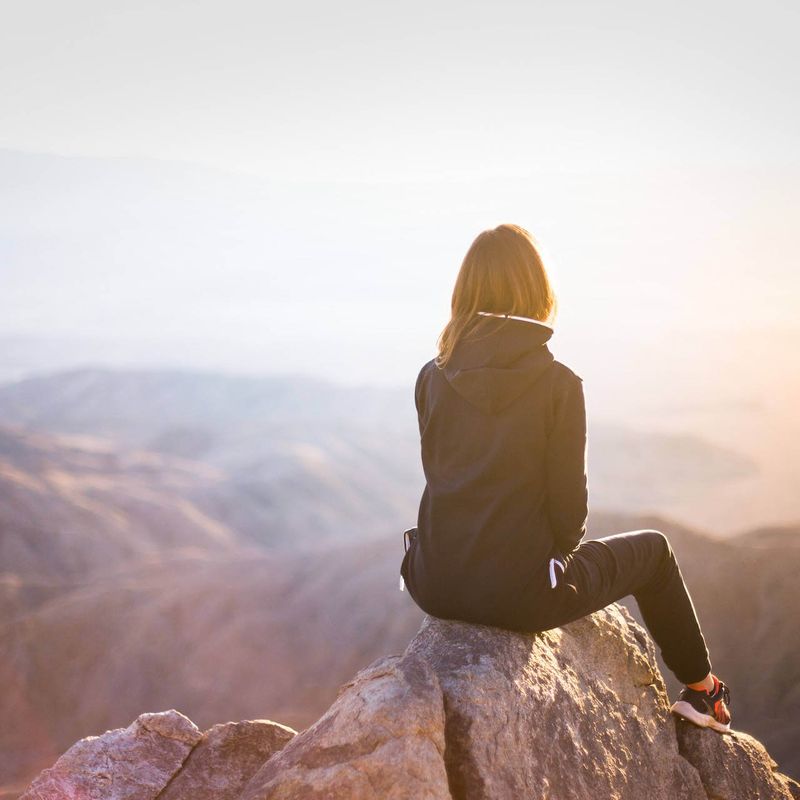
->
xmin=435 ymin=224 xmax=558 ymax=368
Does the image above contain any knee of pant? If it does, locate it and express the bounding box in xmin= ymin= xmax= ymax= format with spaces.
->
xmin=645 ymin=529 xmax=674 ymax=562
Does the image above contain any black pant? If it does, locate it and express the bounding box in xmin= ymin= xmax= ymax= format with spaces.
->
xmin=402 ymin=526 xmax=712 ymax=685
xmin=553 ymin=529 xmax=712 ymax=685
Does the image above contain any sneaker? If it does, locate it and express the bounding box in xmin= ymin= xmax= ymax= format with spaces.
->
xmin=670 ymin=675 xmax=732 ymax=733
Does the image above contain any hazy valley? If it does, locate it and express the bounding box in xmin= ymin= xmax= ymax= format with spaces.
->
xmin=0 ymin=367 xmax=797 ymax=795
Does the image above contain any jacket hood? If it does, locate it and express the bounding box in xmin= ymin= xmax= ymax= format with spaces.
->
xmin=443 ymin=313 xmax=555 ymax=414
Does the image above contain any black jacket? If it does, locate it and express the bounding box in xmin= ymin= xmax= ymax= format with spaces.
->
xmin=401 ymin=313 xmax=588 ymax=630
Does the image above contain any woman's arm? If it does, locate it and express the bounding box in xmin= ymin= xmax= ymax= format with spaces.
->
xmin=415 ymin=361 xmax=431 ymax=435
xmin=545 ymin=372 xmax=589 ymax=557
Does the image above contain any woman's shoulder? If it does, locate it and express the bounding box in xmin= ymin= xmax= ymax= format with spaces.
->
xmin=414 ymin=358 xmax=438 ymax=410
xmin=548 ymin=360 xmax=584 ymax=396
xmin=418 ymin=356 xmax=437 ymax=374
xmin=551 ymin=360 xmax=583 ymax=382
xmin=415 ymin=357 xmax=437 ymax=387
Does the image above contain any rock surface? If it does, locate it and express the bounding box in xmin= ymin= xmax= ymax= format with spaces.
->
xmin=19 ymin=604 xmax=800 ymax=800
xmin=676 ymin=723 xmax=800 ymax=800
xmin=19 ymin=711 xmax=203 ymax=800
xmin=239 ymin=651 xmax=452 ymax=800
xmin=159 ymin=720 xmax=297 ymax=800
xmin=242 ymin=604 xmax=708 ymax=800
xmin=19 ymin=712 xmax=296 ymax=800
xmin=2 ymin=413 xmax=798 ymax=784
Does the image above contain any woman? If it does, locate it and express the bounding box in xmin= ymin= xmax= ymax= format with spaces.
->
xmin=399 ymin=223 xmax=732 ymax=733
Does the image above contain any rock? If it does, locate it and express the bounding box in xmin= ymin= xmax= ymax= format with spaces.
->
xmin=241 ymin=604 xmax=705 ymax=800
xmin=18 ymin=711 xmax=297 ymax=800
xmin=20 ymin=604 xmax=799 ymax=800
xmin=239 ymin=652 xmax=452 ymax=800
xmin=404 ymin=604 xmax=704 ymax=800
xmin=159 ymin=719 xmax=297 ymax=800
xmin=19 ymin=710 xmax=202 ymax=800
xmin=676 ymin=721 xmax=800 ymax=800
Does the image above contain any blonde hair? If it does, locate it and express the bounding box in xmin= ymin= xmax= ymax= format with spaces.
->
xmin=435 ymin=224 xmax=558 ymax=368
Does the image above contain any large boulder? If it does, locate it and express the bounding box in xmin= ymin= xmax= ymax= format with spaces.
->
xmin=240 ymin=603 xmax=798 ymax=800
xmin=238 ymin=650 xmax=452 ymax=800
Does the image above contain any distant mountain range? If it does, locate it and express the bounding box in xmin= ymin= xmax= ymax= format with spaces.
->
xmin=733 ymin=524 xmax=800 ymax=548
xmin=0 ymin=425 xmax=241 ymax=586
xmin=0 ymin=367 xmax=795 ymax=792
xmin=1 ymin=511 xmax=797 ymax=790
xmin=0 ymin=368 xmax=757 ymax=551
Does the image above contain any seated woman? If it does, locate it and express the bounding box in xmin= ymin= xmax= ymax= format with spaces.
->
xmin=400 ymin=223 xmax=732 ymax=733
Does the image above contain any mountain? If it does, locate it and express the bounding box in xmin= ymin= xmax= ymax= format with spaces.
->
xmin=0 ymin=538 xmax=424 ymax=789
xmin=2 ymin=510 xmax=798 ymax=792
xmin=732 ymin=524 xmax=800 ymax=549
xmin=0 ymin=368 xmax=757 ymax=536
xmin=0 ymin=368 xmax=413 ymax=444
xmin=16 ymin=605 xmax=799 ymax=800
xmin=0 ymin=369 xmax=794 ymax=791
xmin=0 ymin=425 xmax=241 ymax=585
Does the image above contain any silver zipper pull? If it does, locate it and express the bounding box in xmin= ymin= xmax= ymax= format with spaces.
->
xmin=398 ymin=574 xmax=405 ymax=591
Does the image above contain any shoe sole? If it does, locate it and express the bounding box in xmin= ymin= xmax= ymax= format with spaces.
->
xmin=670 ymin=700 xmax=732 ymax=734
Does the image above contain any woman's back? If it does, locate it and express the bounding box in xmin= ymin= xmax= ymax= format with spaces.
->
xmin=406 ymin=312 xmax=588 ymax=628
xmin=401 ymin=223 xmax=731 ymax=732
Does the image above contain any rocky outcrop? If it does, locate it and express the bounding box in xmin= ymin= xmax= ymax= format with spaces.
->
xmin=19 ymin=712 xmax=296 ymax=800
xmin=239 ymin=648 xmax=452 ymax=800
xmin=19 ymin=604 xmax=800 ymax=800
xmin=5 ymin=513 xmax=800 ymax=787
xmin=158 ymin=719 xmax=297 ymax=800
xmin=676 ymin=724 xmax=800 ymax=800
xmin=239 ymin=603 xmax=799 ymax=800
xmin=19 ymin=711 xmax=204 ymax=800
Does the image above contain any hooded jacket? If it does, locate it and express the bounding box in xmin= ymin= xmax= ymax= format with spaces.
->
xmin=401 ymin=312 xmax=588 ymax=630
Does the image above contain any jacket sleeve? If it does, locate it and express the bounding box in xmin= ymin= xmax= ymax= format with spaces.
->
xmin=545 ymin=372 xmax=588 ymax=556
xmin=414 ymin=363 xmax=429 ymax=436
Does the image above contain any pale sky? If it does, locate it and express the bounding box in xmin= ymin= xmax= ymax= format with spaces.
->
xmin=2 ymin=1 xmax=800 ymax=535
xmin=1 ymin=0 xmax=799 ymax=392
xmin=2 ymin=0 xmax=798 ymax=180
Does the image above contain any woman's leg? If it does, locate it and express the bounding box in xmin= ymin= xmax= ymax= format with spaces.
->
xmin=557 ymin=529 xmax=712 ymax=685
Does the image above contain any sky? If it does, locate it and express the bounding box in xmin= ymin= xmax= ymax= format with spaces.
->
xmin=1 ymin=0 xmax=798 ymax=392
xmin=1 ymin=0 xmax=799 ymax=533
xmin=2 ymin=0 xmax=798 ymax=180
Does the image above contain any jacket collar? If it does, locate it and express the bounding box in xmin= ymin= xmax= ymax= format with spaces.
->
xmin=442 ymin=312 xmax=555 ymax=413
xmin=476 ymin=310 xmax=554 ymax=332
